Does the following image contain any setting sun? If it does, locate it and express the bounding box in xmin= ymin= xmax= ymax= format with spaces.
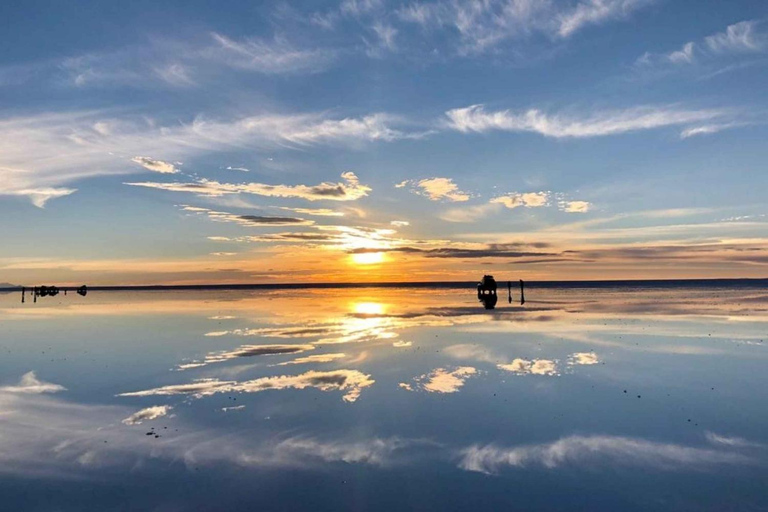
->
xmin=350 ymin=252 xmax=385 ymax=265
xmin=352 ymin=302 xmax=386 ymax=315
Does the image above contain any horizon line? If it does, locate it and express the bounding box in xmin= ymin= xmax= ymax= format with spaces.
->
xmin=3 ymin=276 xmax=768 ymax=292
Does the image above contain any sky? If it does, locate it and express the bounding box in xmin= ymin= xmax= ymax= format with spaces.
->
xmin=1 ymin=0 xmax=767 ymax=285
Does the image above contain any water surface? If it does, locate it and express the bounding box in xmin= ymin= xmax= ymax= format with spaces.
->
xmin=2 ymin=286 xmax=767 ymax=511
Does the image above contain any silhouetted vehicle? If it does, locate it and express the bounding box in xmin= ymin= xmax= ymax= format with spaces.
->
xmin=39 ymin=285 xmax=59 ymax=297
xmin=77 ymin=285 xmax=87 ymax=296
xmin=478 ymin=275 xmax=498 ymax=310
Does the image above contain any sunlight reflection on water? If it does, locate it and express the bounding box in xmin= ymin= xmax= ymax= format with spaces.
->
xmin=1 ymin=286 xmax=767 ymax=510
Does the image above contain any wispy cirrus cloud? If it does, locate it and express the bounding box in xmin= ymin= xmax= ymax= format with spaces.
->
xmin=57 ymin=32 xmax=340 ymax=89
xmin=557 ymin=0 xmax=655 ymax=38
xmin=458 ymin=434 xmax=755 ymax=474
xmin=638 ymin=20 xmax=767 ymax=67
xmin=679 ymin=122 xmax=747 ymax=139
xmin=206 ymin=33 xmax=338 ymax=74
xmin=366 ymin=22 xmax=399 ymax=57
xmin=445 ymin=104 xmax=730 ymax=139
xmin=397 ymin=0 xmax=655 ymax=54
xmin=0 ymin=389 xmax=431 ymax=479
xmin=0 ymin=108 xmax=403 ymax=206
xmin=635 ymin=20 xmax=768 ymax=87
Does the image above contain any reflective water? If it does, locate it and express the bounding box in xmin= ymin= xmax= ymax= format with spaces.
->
xmin=2 ymin=286 xmax=767 ymax=511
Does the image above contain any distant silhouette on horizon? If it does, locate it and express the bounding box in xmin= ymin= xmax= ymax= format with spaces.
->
xmin=22 ymin=285 xmax=87 ymax=303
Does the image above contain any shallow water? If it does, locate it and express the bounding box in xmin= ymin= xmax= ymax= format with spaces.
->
xmin=1 ymin=286 xmax=767 ymax=511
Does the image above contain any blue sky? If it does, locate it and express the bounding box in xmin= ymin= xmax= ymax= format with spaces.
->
xmin=1 ymin=0 xmax=767 ymax=284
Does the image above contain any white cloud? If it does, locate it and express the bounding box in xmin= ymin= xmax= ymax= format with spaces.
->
xmin=392 ymin=341 xmax=412 ymax=347
xmin=0 ymin=371 xmax=66 ymax=394
xmin=408 ymin=177 xmax=470 ymax=202
xmin=120 ymin=369 xmax=375 ymax=403
xmin=131 ymin=156 xmax=179 ymax=174
xmin=445 ymin=104 xmax=728 ymax=138
xmin=413 ymin=366 xmax=477 ymax=393
xmin=497 ymin=358 xmax=558 ymax=375
xmin=568 ymin=352 xmax=599 ymax=365
xmin=559 ymin=200 xmax=592 ymax=213
xmin=491 ymin=191 xmax=550 ymax=209
xmin=458 ymin=434 xmax=753 ymax=474
xmin=390 ymin=220 xmax=410 ymax=227
xmin=122 ymin=405 xmax=172 ymax=425
xmin=127 ymin=172 xmax=371 ymax=202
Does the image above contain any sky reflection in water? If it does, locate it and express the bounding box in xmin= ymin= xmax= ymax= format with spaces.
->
xmin=1 ymin=286 xmax=767 ymax=511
